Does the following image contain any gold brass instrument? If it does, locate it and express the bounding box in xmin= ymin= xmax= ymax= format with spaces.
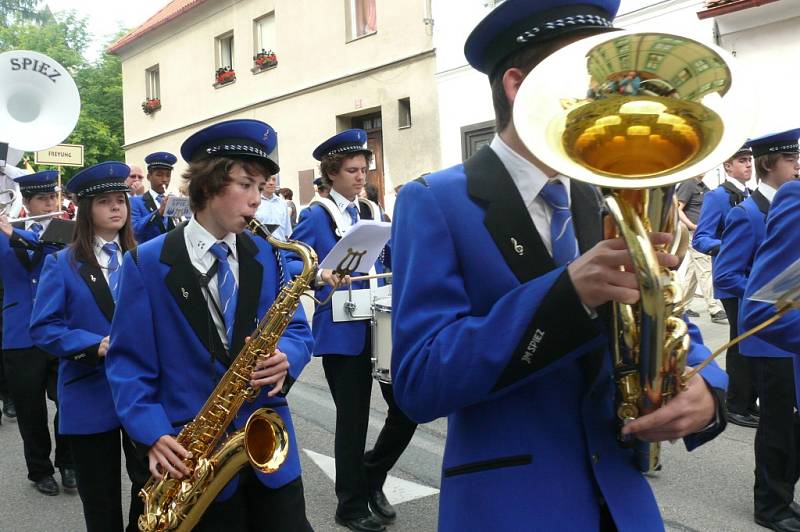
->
xmin=138 ymin=219 xmax=318 ymax=532
xmin=514 ymin=31 xmax=752 ymax=472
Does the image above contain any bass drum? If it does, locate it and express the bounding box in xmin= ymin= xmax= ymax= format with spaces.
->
xmin=371 ymin=294 xmax=393 ymax=383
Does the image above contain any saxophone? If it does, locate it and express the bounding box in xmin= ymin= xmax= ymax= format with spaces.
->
xmin=138 ymin=219 xmax=318 ymax=532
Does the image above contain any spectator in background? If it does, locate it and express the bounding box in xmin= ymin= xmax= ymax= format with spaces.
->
xmin=676 ymin=175 xmax=727 ymax=324
xmin=255 ymin=175 xmax=292 ymax=241
xmin=314 ymin=177 xmax=331 ymax=199
xmin=125 ymin=165 xmax=145 ymax=197
xmin=364 ymin=183 xmax=390 ymax=222
xmin=280 ymin=188 xmax=298 ymax=228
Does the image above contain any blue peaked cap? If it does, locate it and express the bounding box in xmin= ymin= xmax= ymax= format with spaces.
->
xmin=313 ymin=129 xmax=370 ymax=161
xmin=465 ymin=0 xmax=620 ymax=76
xmin=145 ymin=151 xmax=177 ymax=170
xmin=14 ymin=170 xmax=58 ymax=195
xmin=313 ymin=177 xmax=323 ymax=187
xmin=67 ymin=161 xmax=130 ymax=198
xmin=180 ymin=119 xmax=280 ymax=175
xmin=747 ymin=128 xmax=800 ymax=158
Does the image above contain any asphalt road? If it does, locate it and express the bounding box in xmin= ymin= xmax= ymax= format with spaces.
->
xmin=0 ymin=301 xmax=773 ymax=531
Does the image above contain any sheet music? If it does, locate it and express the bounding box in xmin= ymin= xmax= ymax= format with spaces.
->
xmin=749 ymin=255 xmax=800 ymax=305
xmin=163 ymin=196 xmax=191 ymax=218
xmin=319 ymin=219 xmax=391 ymax=273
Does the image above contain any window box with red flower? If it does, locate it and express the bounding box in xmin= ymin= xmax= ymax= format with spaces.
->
xmin=252 ymin=49 xmax=278 ymax=73
xmin=214 ymin=67 xmax=236 ymax=87
xmin=142 ymin=98 xmax=161 ymax=115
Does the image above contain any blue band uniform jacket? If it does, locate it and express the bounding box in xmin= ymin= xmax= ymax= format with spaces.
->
xmin=390 ymin=147 xmax=728 ymax=532
xmin=105 ymin=226 xmax=313 ymax=500
xmin=0 ymin=224 xmax=61 ymax=349
xmin=29 ymin=250 xmax=121 ymax=434
xmin=291 ymin=197 xmax=389 ymax=357
xmin=131 ymin=193 xmax=175 ymax=244
xmin=715 ymin=190 xmax=790 ymax=358
xmin=692 ymin=182 xmax=748 ymax=299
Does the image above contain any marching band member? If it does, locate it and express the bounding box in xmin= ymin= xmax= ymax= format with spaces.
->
xmin=693 ymin=145 xmax=757 ymax=428
xmin=131 ymin=151 xmax=178 ymax=243
xmin=389 ymin=1 xmax=728 ymax=530
xmin=292 ymin=129 xmax=417 ymax=532
xmin=106 ymin=119 xmax=313 ymax=532
xmin=0 ymin=170 xmax=74 ymax=496
xmin=29 ymin=162 xmax=149 ymax=532
xmin=737 ymin=129 xmax=800 ymax=532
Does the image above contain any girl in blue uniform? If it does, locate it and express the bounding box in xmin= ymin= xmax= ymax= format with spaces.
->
xmin=30 ymin=162 xmax=149 ymax=532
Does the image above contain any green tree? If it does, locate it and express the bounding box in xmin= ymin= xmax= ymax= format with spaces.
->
xmin=1 ymin=11 xmax=125 ymax=179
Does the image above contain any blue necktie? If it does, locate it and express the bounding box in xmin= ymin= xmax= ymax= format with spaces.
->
xmin=103 ymin=242 xmax=121 ymax=299
xmin=30 ymin=222 xmax=43 ymax=238
xmin=210 ymin=242 xmax=238 ymax=347
xmin=539 ymin=180 xmax=579 ymax=267
xmin=744 ymin=187 xmax=751 ymax=197
xmin=345 ymin=204 xmax=359 ymax=225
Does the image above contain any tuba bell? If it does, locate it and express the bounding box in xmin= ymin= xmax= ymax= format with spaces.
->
xmin=514 ymin=31 xmax=752 ymax=472
xmin=0 ymin=50 xmax=81 ymax=152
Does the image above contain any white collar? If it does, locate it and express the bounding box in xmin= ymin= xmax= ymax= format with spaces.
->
xmin=489 ymin=134 xmax=571 ymax=207
xmin=24 ymin=218 xmax=51 ymax=231
xmin=185 ymin=216 xmax=238 ymax=260
xmin=93 ymin=234 xmax=121 ymax=252
xmin=329 ymin=189 xmax=358 ymax=214
xmin=149 ymin=188 xmax=165 ymax=202
xmin=757 ymin=181 xmax=778 ymax=203
xmin=261 ymin=193 xmax=281 ymax=203
xmin=724 ymin=177 xmax=747 ymax=192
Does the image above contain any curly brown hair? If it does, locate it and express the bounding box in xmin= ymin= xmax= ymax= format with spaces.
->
xmin=319 ymin=152 xmax=373 ymax=186
xmin=183 ymin=157 xmax=271 ymax=212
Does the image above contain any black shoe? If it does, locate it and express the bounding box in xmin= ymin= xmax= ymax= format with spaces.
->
xmin=686 ymin=309 xmax=700 ymax=317
xmin=3 ymin=398 xmax=16 ymax=420
xmin=369 ymin=490 xmax=397 ymax=522
xmin=59 ymin=468 xmax=77 ymax=490
xmin=750 ymin=405 xmax=761 ymax=418
xmin=34 ymin=476 xmax=60 ymax=496
xmin=755 ymin=515 xmax=800 ymax=532
xmin=710 ymin=310 xmax=728 ymax=324
xmin=335 ymin=514 xmax=386 ymax=532
xmin=791 ymin=502 xmax=800 ymax=519
xmin=728 ymin=411 xmax=759 ymax=428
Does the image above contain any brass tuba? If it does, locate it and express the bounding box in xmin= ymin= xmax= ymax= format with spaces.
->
xmin=514 ymin=32 xmax=752 ymax=472
xmin=138 ymin=220 xmax=318 ymax=531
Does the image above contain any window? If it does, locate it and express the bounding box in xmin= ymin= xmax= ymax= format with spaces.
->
xmin=461 ymin=121 xmax=495 ymax=161
xmin=398 ymin=98 xmax=411 ymax=129
xmin=145 ymin=65 xmax=160 ymax=99
xmin=216 ymin=32 xmax=234 ymax=69
xmin=254 ymin=13 xmax=275 ymax=54
xmin=346 ymin=0 xmax=377 ymax=41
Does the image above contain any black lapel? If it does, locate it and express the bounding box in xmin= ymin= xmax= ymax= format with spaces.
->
xmin=13 ymin=247 xmax=32 ymax=271
xmin=570 ymin=181 xmax=604 ymax=254
xmin=161 ymin=226 xmax=221 ymax=358
xmin=144 ymin=193 xmax=167 ymax=233
xmin=751 ymin=189 xmax=770 ymax=217
xmin=465 ymin=146 xmax=553 ymax=283
xmin=720 ymin=181 xmax=746 ymax=206
xmin=230 ymin=232 xmax=263 ymax=356
xmin=77 ymin=262 xmax=115 ymax=323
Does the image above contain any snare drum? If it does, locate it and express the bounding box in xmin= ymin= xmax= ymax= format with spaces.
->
xmin=371 ymin=295 xmax=393 ymax=383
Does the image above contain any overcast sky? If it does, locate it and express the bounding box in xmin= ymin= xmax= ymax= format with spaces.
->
xmin=42 ymin=0 xmax=170 ymax=59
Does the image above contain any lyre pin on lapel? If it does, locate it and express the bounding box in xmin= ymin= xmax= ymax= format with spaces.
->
xmin=89 ymin=274 xmax=96 ymax=282
xmin=181 ymin=287 xmax=189 ymax=300
xmin=511 ymin=237 xmax=524 ymax=256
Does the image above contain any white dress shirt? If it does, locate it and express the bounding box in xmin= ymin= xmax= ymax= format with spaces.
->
xmin=24 ymin=218 xmax=51 ymax=233
xmin=254 ymin=193 xmax=292 ymax=241
xmin=489 ymin=134 xmax=571 ymax=256
xmin=92 ymin=234 xmax=122 ymax=283
xmin=757 ymin=181 xmax=778 ymax=203
xmin=328 ymin=188 xmax=359 ymax=231
xmin=148 ymin=188 xmax=164 ymax=206
xmin=183 ymin=216 xmax=239 ymax=350
xmin=725 ymin=177 xmax=748 ymax=193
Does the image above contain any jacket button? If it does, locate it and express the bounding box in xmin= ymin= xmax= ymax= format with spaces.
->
xmin=592 ymin=453 xmax=600 ymax=464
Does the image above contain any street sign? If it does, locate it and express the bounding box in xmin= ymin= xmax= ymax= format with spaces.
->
xmin=34 ymin=143 xmax=84 ymax=167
